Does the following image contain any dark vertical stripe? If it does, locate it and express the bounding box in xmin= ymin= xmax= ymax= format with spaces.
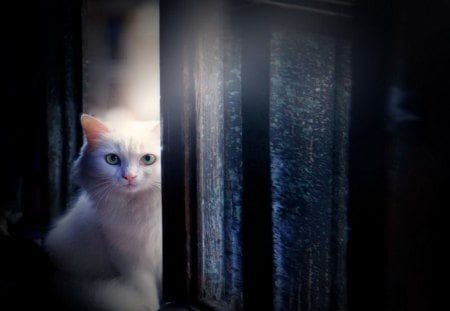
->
xmin=330 ymin=39 xmax=351 ymax=311
xmin=62 ymin=0 xmax=83 ymax=207
xmin=160 ymin=0 xmax=192 ymax=304
xmin=45 ymin=0 xmax=64 ymax=221
xmin=348 ymin=1 xmax=392 ymax=310
xmin=44 ymin=0 xmax=82 ymax=221
xmin=240 ymin=8 xmax=274 ymax=310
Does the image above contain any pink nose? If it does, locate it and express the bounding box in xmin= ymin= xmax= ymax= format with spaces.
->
xmin=123 ymin=174 xmax=136 ymax=182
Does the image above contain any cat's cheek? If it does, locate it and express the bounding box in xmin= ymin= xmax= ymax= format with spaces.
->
xmin=147 ymin=165 xmax=160 ymax=177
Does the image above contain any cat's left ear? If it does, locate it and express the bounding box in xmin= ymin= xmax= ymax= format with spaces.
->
xmin=80 ymin=114 xmax=109 ymax=148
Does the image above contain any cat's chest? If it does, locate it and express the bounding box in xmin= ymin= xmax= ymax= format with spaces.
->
xmin=91 ymin=194 xmax=162 ymax=269
xmin=99 ymin=216 xmax=161 ymax=268
xmin=100 ymin=215 xmax=159 ymax=249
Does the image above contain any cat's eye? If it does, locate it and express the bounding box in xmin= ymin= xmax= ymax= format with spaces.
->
xmin=141 ymin=154 xmax=156 ymax=165
xmin=105 ymin=153 xmax=120 ymax=165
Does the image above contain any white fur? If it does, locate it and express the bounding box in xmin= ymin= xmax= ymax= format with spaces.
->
xmin=45 ymin=116 xmax=161 ymax=311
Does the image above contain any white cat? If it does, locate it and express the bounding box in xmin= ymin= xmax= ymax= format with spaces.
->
xmin=44 ymin=114 xmax=162 ymax=311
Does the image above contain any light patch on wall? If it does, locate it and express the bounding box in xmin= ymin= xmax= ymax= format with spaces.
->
xmin=83 ymin=0 xmax=159 ymax=121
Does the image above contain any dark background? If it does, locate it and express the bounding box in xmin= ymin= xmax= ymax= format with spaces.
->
xmin=1 ymin=1 xmax=446 ymax=310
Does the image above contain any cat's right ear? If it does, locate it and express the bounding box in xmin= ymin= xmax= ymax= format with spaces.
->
xmin=80 ymin=114 xmax=109 ymax=148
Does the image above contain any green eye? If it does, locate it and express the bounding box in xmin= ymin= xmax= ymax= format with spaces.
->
xmin=141 ymin=154 xmax=156 ymax=165
xmin=105 ymin=153 xmax=120 ymax=165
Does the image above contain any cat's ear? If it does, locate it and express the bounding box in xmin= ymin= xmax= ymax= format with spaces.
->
xmin=80 ymin=114 xmax=109 ymax=148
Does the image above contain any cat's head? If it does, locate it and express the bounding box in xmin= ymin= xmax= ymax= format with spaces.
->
xmin=73 ymin=114 xmax=161 ymax=197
